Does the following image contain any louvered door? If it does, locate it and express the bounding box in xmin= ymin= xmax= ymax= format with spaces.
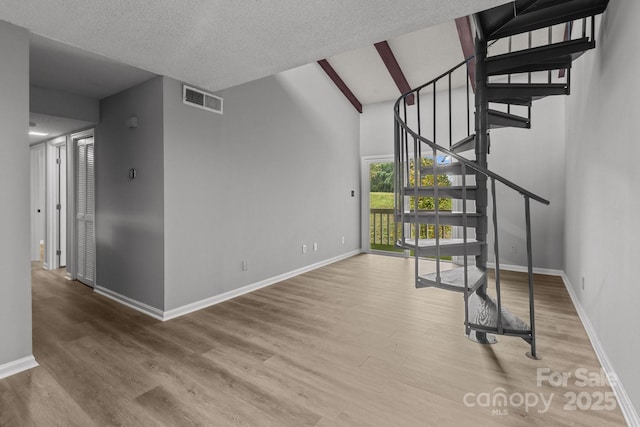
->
xmin=76 ymin=136 xmax=95 ymax=286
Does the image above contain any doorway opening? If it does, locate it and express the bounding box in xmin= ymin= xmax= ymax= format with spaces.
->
xmin=362 ymin=157 xmax=407 ymax=256
xmin=362 ymin=155 xmax=457 ymax=259
xmin=30 ymin=144 xmax=46 ymax=264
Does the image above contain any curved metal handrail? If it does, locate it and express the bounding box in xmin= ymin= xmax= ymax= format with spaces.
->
xmin=398 ymin=126 xmax=550 ymax=205
xmin=393 ymin=57 xmax=550 ymax=206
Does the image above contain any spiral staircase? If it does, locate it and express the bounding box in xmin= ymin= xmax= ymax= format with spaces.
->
xmin=394 ymin=0 xmax=609 ymax=358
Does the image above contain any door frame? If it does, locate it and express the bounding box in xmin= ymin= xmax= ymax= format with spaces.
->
xmin=361 ymin=155 xmax=409 ymax=257
xmin=67 ymin=128 xmax=95 ymax=284
xmin=45 ymin=136 xmax=67 ymax=270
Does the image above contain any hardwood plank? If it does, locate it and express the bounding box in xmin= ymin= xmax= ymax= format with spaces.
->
xmin=0 ymin=368 xmax=95 ymax=427
xmin=2 ymin=257 xmax=627 ymax=425
xmin=138 ymin=357 xmax=283 ymax=426
xmin=202 ymin=345 xmax=345 ymax=420
xmin=135 ymin=386 xmax=212 ymax=427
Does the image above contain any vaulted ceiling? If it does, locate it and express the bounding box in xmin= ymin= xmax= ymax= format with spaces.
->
xmin=325 ymin=20 xmax=468 ymax=106
xmin=1 ymin=0 xmax=510 ymax=96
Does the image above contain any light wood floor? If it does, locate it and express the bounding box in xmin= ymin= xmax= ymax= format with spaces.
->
xmin=0 ymin=255 xmax=627 ymax=426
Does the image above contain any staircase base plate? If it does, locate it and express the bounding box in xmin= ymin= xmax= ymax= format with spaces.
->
xmin=466 ymin=330 xmax=497 ymax=345
xmin=526 ymin=351 xmax=542 ymax=361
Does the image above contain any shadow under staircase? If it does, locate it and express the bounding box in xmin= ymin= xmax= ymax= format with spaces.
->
xmin=394 ymin=0 xmax=609 ymax=358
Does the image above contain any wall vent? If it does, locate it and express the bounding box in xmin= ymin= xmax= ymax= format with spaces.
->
xmin=182 ymin=85 xmax=223 ymax=114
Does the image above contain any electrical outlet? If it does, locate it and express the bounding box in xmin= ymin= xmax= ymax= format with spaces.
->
xmin=313 ymin=242 xmax=318 ymax=251
xmin=341 ymin=236 xmax=345 ymax=245
xmin=302 ymin=244 xmax=307 ymax=254
xmin=511 ymin=245 xmax=517 ymax=254
xmin=241 ymin=260 xmax=248 ymax=271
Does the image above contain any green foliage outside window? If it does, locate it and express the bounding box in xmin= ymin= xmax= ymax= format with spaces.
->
xmin=369 ymin=158 xmax=454 ymax=246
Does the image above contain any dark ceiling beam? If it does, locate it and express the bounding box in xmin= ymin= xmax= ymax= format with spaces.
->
xmin=317 ymin=59 xmax=363 ymax=113
xmin=455 ymin=16 xmax=476 ymax=92
xmin=373 ymin=41 xmax=415 ymax=105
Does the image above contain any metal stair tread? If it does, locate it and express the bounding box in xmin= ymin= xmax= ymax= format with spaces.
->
xmin=402 ymin=210 xmax=482 ymax=218
xmin=400 ymin=211 xmax=482 ymax=227
xmin=487 ymin=97 xmax=532 ymax=107
xmin=404 ymin=185 xmax=477 ymax=191
xmin=487 ymin=82 xmax=569 ymax=89
xmin=422 ymin=161 xmax=477 ymax=175
xmin=488 ymin=109 xmax=530 ymax=129
xmin=450 ymin=134 xmax=476 ymax=154
xmin=403 ymin=185 xmax=477 ymax=199
xmin=402 ymin=238 xmax=482 ymax=248
xmin=485 ymin=37 xmax=594 ymax=76
xmin=489 ymin=61 xmax=575 ymax=77
xmin=478 ymin=0 xmax=610 ymax=40
xmin=487 ymin=83 xmax=569 ymax=102
xmin=400 ymin=238 xmax=484 ymax=256
xmin=417 ymin=266 xmax=486 ymax=293
xmin=467 ymin=292 xmax=531 ymax=334
xmin=402 ymin=209 xmax=480 ymax=214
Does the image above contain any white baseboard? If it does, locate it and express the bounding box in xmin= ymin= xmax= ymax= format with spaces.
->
xmin=94 ymin=286 xmax=164 ymax=321
xmin=483 ymin=263 xmax=639 ymax=425
xmin=0 ymin=355 xmax=39 ymax=380
xmin=486 ymin=262 xmax=563 ymax=277
xmin=163 ymin=249 xmax=362 ymax=321
xmin=93 ymin=250 xmax=362 ymax=322
xmin=561 ymin=273 xmax=640 ymax=427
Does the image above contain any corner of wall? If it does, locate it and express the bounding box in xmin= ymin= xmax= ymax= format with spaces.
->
xmin=95 ymin=76 xmax=165 ymax=311
xmin=0 ymin=19 xmax=33 ymax=368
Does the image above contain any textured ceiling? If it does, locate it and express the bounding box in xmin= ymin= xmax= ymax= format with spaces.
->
xmin=30 ymin=33 xmax=156 ymax=99
xmin=0 ymin=0 xmax=510 ymax=95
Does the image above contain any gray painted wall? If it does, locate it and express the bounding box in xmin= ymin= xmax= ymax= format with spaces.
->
xmin=360 ymin=84 xmax=566 ymax=270
xmin=487 ymin=95 xmax=566 ymax=270
xmin=30 ymin=85 xmax=99 ymax=123
xmin=565 ymin=4 xmax=640 ymax=413
xmin=360 ymin=101 xmax=396 ymax=158
xmin=96 ymin=76 xmax=165 ymax=310
xmin=163 ymin=64 xmax=361 ymax=310
xmin=0 ymin=21 xmax=32 ymax=365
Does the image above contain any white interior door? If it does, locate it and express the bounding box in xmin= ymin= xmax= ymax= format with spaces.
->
xmin=76 ymin=136 xmax=95 ymax=286
xmin=30 ymin=144 xmax=46 ymax=262
xmin=46 ymin=138 xmax=68 ymax=270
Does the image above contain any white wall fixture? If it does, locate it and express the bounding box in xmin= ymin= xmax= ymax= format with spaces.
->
xmin=126 ymin=116 xmax=138 ymax=128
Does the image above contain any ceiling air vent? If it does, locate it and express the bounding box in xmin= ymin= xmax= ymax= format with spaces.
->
xmin=183 ymin=85 xmax=223 ymax=114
